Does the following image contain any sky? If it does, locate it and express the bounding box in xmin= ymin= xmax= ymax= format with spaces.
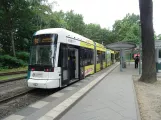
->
xmin=48 ymin=0 xmax=161 ymax=35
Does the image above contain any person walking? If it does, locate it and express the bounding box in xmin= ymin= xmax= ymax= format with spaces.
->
xmin=135 ymin=55 xmax=139 ymax=68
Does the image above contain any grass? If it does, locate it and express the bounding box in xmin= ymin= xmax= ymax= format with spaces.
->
xmin=0 ymin=74 xmax=27 ymax=81
xmin=130 ymin=60 xmax=134 ymax=62
xmin=0 ymin=66 xmax=27 ymax=73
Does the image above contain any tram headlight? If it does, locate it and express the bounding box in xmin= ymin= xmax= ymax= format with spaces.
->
xmin=31 ymin=68 xmax=35 ymax=71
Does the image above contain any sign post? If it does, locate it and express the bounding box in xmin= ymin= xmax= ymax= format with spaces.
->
xmin=120 ymin=49 xmax=123 ymax=72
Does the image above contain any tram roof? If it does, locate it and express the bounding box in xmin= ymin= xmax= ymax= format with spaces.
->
xmin=34 ymin=28 xmax=95 ymax=44
xmin=34 ymin=28 xmax=106 ymax=48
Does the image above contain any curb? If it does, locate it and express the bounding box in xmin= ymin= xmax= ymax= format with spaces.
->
xmin=38 ymin=63 xmax=119 ymax=120
xmin=132 ymin=78 xmax=141 ymax=120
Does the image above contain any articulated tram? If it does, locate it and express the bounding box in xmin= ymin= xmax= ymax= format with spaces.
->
xmin=27 ymin=28 xmax=115 ymax=89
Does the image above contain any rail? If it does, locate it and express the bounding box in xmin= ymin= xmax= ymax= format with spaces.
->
xmin=0 ymin=71 xmax=27 ymax=76
xmin=0 ymin=88 xmax=34 ymax=103
xmin=0 ymin=76 xmax=27 ymax=84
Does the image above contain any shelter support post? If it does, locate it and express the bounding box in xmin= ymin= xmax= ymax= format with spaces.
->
xmin=120 ymin=49 xmax=123 ymax=72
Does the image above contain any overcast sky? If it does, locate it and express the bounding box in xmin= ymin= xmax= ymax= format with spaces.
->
xmin=49 ymin=0 xmax=161 ymax=35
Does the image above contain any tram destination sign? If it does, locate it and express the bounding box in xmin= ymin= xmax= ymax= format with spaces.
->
xmin=34 ymin=37 xmax=52 ymax=44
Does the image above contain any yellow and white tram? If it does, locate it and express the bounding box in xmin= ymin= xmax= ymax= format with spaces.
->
xmin=27 ymin=28 xmax=115 ymax=89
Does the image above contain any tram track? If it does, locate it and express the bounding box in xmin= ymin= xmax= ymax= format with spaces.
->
xmin=0 ymin=71 xmax=27 ymax=76
xmin=0 ymin=87 xmax=59 ymax=119
xmin=0 ymin=88 xmax=34 ymax=104
xmin=0 ymin=64 xmax=116 ymax=119
xmin=0 ymin=76 xmax=27 ymax=84
xmin=0 ymin=78 xmax=77 ymax=119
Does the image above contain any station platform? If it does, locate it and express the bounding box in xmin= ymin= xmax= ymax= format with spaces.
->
xmin=3 ymin=63 xmax=141 ymax=120
xmin=59 ymin=63 xmax=140 ymax=120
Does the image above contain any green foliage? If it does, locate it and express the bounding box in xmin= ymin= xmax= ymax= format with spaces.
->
xmin=64 ymin=10 xmax=85 ymax=35
xmin=84 ymin=24 xmax=101 ymax=40
xmin=0 ymin=66 xmax=27 ymax=72
xmin=0 ymin=55 xmax=27 ymax=69
xmin=112 ymin=13 xmax=141 ymax=44
xmin=157 ymin=34 xmax=161 ymax=40
xmin=0 ymin=0 xmax=160 ymax=70
xmin=16 ymin=52 xmax=29 ymax=62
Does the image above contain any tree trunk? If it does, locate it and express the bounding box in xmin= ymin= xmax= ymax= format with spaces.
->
xmin=139 ymin=0 xmax=156 ymax=83
xmin=11 ymin=31 xmax=16 ymax=57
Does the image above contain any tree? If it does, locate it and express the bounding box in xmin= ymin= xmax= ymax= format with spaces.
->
xmin=0 ymin=0 xmax=33 ymax=56
xmin=64 ymin=10 xmax=85 ymax=35
xmin=0 ymin=0 xmax=53 ymax=54
xmin=49 ymin=11 xmax=67 ymax=28
xmin=139 ymin=0 xmax=156 ymax=83
xmin=84 ymin=24 xmax=102 ymax=41
xmin=112 ymin=14 xmax=141 ymax=44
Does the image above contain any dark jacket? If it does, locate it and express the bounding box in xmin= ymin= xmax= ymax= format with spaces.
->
xmin=135 ymin=56 xmax=139 ymax=63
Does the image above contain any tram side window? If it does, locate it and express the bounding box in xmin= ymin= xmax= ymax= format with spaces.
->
xmin=80 ymin=48 xmax=84 ymax=67
xmin=90 ymin=49 xmax=94 ymax=64
xmin=86 ymin=49 xmax=94 ymax=65
xmin=97 ymin=51 xmax=101 ymax=63
xmin=87 ymin=48 xmax=94 ymax=65
xmin=63 ymin=47 xmax=68 ymax=68
xmin=111 ymin=53 xmax=114 ymax=61
xmin=83 ymin=48 xmax=89 ymax=66
xmin=80 ymin=48 xmax=94 ymax=66
xmin=102 ymin=52 xmax=106 ymax=62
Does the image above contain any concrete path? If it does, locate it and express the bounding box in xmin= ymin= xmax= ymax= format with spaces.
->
xmin=59 ymin=64 xmax=140 ymax=120
xmin=3 ymin=63 xmax=119 ymax=120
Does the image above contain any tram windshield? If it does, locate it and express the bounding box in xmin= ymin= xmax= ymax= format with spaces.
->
xmin=30 ymin=45 xmax=55 ymax=66
xmin=29 ymin=34 xmax=57 ymax=66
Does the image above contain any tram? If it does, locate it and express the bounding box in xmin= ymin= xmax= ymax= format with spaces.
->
xmin=27 ymin=28 xmax=115 ymax=89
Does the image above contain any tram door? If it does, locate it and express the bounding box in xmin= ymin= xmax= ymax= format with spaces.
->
xmin=60 ymin=44 xmax=79 ymax=86
xmin=59 ymin=44 xmax=68 ymax=86
xmin=68 ymin=48 xmax=79 ymax=81
xmin=100 ymin=52 xmax=103 ymax=70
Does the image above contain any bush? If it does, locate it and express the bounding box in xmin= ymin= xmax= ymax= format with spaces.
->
xmin=0 ymin=55 xmax=27 ymax=69
xmin=0 ymin=48 xmax=5 ymax=55
xmin=16 ymin=51 xmax=29 ymax=62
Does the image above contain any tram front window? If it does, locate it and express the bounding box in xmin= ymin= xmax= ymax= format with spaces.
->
xmin=30 ymin=45 xmax=55 ymax=66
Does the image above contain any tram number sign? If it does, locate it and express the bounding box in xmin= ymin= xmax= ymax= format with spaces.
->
xmin=32 ymin=73 xmax=43 ymax=78
xmin=68 ymin=38 xmax=76 ymax=43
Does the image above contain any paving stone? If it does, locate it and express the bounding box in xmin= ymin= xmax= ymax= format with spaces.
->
xmin=38 ymin=115 xmax=53 ymax=120
xmin=29 ymin=101 xmax=48 ymax=109
xmin=3 ymin=114 xmax=24 ymax=120
xmin=43 ymin=96 xmax=56 ymax=102
xmin=50 ymin=92 xmax=64 ymax=98
xmin=16 ymin=107 xmax=38 ymax=116
xmin=60 ymin=65 xmax=138 ymax=120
